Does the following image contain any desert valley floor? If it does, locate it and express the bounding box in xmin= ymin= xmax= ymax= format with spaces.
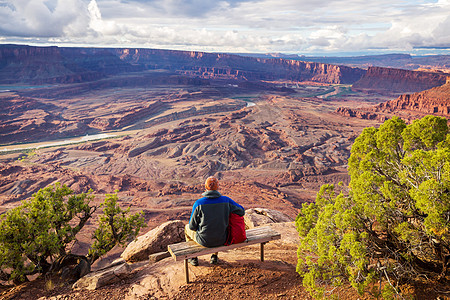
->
xmin=1 ymin=50 xmax=449 ymax=297
xmin=0 ymin=81 xmax=387 ymax=255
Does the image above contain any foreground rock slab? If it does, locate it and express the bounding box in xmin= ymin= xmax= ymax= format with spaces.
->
xmin=121 ymin=220 xmax=185 ymax=263
xmin=72 ymin=261 xmax=132 ymax=291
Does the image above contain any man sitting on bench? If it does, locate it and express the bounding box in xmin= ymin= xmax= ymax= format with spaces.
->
xmin=185 ymin=176 xmax=245 ymax=266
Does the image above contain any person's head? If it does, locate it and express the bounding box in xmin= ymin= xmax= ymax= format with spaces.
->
xmin=205 ymin=176 xmax=219 ymax=191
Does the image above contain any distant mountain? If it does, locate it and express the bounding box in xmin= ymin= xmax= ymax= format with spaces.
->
xmin=2 ymin=45 xmax=447 ymax=95
xmin=237 ymin=53 xmax=450 ymax=71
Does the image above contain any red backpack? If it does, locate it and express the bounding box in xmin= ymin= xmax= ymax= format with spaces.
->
xmin=225 ymin=213 xmax=247 ymax=245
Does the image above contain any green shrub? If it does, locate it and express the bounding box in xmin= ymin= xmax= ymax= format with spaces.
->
xmin=296 ymin=115 xmax=450 ymax=298
xmin=0 ymin=183 xmax=145 ymax=283
xmin=89 ymin=192 xmax=146 ymax=262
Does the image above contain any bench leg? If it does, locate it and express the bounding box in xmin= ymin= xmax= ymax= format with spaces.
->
xmin=260 ymin=242 xmax=266 ymax=262
xmin=184 ymin=259 xmax=190 ymax=284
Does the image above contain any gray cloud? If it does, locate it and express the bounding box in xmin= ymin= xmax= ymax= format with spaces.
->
xmin=0 ymin=0 xmax=90 ymax=37
xmin=118 ymin=0 xmax=253 ymax=17
xmin=0 ymin=0 xmax=448 ymax=54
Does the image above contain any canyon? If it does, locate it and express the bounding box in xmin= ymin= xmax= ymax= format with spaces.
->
xmin=1 ymin=45 xmax=448 ymax=147
xmin=0 ymin=44 xmax=449 ymax=299
xmin=1 ymin=44 xmax=449 ymax=229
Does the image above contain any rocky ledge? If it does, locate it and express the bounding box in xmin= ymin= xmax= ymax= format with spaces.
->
xmin=65 ymin=208 xmax=295 ymax=299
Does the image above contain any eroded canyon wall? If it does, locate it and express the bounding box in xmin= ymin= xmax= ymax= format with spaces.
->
xmin=374 ymin=79 xmax=450 ymax=115
xmin=0 ymin=45 xmax=365 ymax=85
xmin=0 ymin=45 xmax=136 ymax=84
xmin=336 ymin=79 xmax=450 ymax=121
xmin=352 ymin=66 xmax=448 ymax=94
xmin=115 ymin=48 xmax=366 ymax=84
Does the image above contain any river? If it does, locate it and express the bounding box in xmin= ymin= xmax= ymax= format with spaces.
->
xmin=0 ymin=133 xmax=118 ymax=153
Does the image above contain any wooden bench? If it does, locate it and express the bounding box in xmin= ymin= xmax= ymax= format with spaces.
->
xmin=167 ymin=226 xmax=281 ymax=283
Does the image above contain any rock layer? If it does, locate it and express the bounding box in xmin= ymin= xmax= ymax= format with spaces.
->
xmin=352 ymin=66 xmax=448 ymax=94
xmin=0 ymin=45 xmax=136 ymax=84
xmin=116 ymin=48 xmax=365 ymax=84
xmin=374 ymin=80 xmax=450 ymax=115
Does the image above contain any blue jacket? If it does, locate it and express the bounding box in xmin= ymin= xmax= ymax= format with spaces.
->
xmin=189 ymin=191 xmax=245 ymax=247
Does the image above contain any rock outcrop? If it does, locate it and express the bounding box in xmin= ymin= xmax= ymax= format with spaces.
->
xmin=121 ymin=220 xmax=185 ymax=263
xmin=336 ymin=80 xmax=450 ymax=121
xmin=352 ymin=66 xmax=448 ymax=94
xmin=89 ymin=100 xmax=168 ymax=131
xmin=72 ymin=259 xmax=133 ymax=291
xmin=0 ymin=95 xmax=93 ymax=144
xmin=244 ymin=208 xmax=293 ymax=228
xmin=335 ymin=107 xmax=386 ymax=121
xmin=373 ymin=80 xmax=450 ymax=115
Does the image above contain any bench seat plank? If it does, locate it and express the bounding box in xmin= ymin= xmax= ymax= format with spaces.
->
xmin=168 ymin=226 xmax=281 ymax=261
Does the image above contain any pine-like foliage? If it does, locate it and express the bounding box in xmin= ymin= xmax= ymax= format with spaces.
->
xmin=296 ymin=115 xmax=450 ymax=298
xmin=0 ymin=183 xmax=145 ymax=283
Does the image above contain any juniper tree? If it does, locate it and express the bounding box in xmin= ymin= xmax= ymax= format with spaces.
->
xmin=0 ymin=183 xmax=145 ymax=283
xmin=296 ymin=115 xmax=450 ymax=298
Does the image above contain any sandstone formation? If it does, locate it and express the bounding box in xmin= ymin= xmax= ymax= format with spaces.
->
xmin=352 ymin=66 xmax=448 ymax=94
xmin=0 ymin=92 xmax=367 ymax=222
xmin=336 ymin=80 xmax=450 ymax=122
xmin=72 ymin=260 xmax=133 ymax=291
xmin=244 ymin=208 xmax=293 ymax=228
xmin=0 ymin=95 xmax=92 ymax=144
xmin=335 ymin=107 xmax=386 ymax=122
xmin=121 ymin=220 xmax=185 ymax=263
xmin=116 ymin=48 xmax=366 ymax=84
xmin=0 ymin=45 xmax=137 ymax=84
xmin=89 ymin=100 xmax=168 ymax=131
xmin=374 ymin=80 xmax=450 ymax=115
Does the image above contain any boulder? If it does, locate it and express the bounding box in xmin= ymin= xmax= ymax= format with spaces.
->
xmin=72 ymin=262 xmax=131 ymax=291
xmin=149 ymin=251 xmax=171 ymax=264
xmin=244 ymin=208 xmax=293 ymax=229
xmin=121 ymin=220 xmax=185 ymax=263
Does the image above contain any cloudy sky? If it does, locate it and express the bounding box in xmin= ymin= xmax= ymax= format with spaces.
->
xmin=0 ymin=0 xmax=449 ymax=55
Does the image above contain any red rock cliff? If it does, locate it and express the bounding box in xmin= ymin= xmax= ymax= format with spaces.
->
xmin=1 ymin=45 xmax=366 ymax=85
xmin=0 ymin=45 xmax=137 ymax=84
xmin=336 ymin=80 xmax=450 ymax=121
xmin=374 ymin=80 xmax=450 ymax=116
xmin=0 ymin=45 xmax=102 ymax=84
xmin=115 ymin=48 xmax=366 ymax=84
xmin=0 ymin=45 xmax=366 ymax=85
xmin=352 ymin=66 xmax=447 ymax=94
